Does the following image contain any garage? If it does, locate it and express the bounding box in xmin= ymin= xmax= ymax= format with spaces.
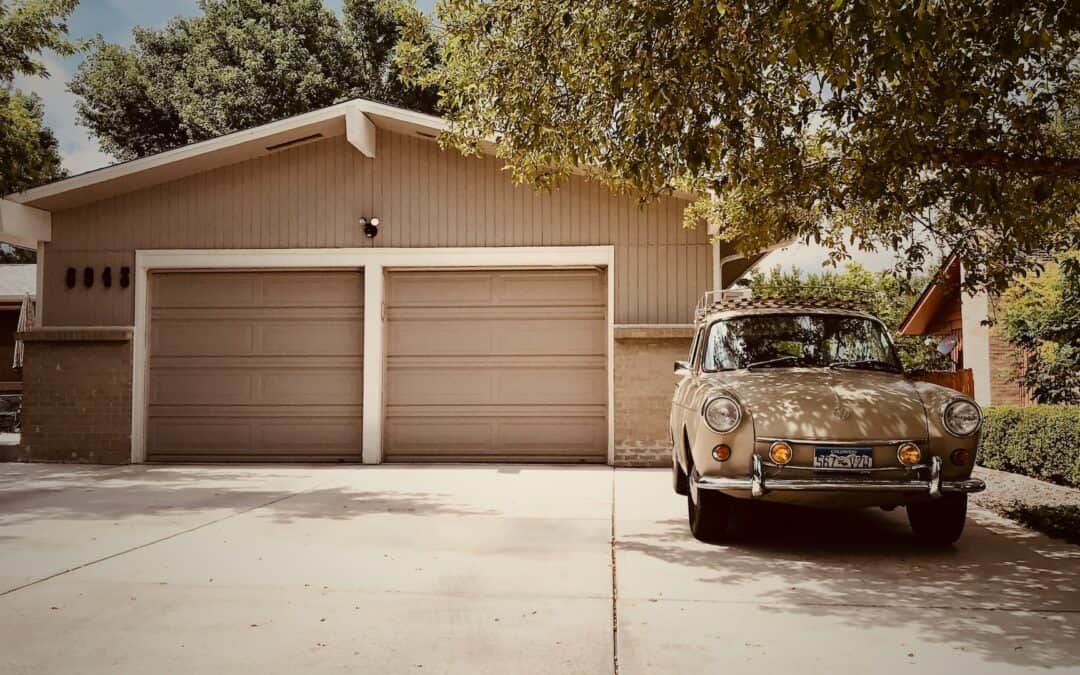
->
xmin=146 ymin=270 xmax=365 ymax=462
xmin=383 ymin=268 xmax=608 ymax=463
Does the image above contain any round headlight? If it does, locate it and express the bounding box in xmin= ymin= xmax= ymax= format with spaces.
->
xmin=703 ymin=396 xmax=741 ymax=433
xmin=943 ymin=399 xmax=981 ymax=437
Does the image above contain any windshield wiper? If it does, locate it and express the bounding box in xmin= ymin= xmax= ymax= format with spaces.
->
xmin=828 ymin=359 xmax=901 ymax=373
xmin=745 ymin=355 xmax=803 ymax=369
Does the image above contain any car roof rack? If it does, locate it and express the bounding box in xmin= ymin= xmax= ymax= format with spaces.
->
xmin=694 ymin=285 xmax=878 ymax=321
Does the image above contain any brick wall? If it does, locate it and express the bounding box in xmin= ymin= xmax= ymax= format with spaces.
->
xmin=613 ymin=327 xmax=693 ymax=467
xmin=6 ymin=328 xmax=133 ymax=464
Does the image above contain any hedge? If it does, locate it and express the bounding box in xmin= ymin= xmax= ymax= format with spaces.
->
xmin=977 ymin=405 xmax=1080 ymax=488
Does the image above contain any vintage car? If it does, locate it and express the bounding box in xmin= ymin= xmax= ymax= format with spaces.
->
xmin=670 ymin=292 xmax=985 ymax=545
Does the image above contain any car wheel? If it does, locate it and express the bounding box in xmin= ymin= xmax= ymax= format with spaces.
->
xmin=907 ymin=494 xmax=968 ymax=546
xmin=673 ymin=454 xmax=689 ymax=496
xmin=687 ymin=470 xmax=731 ymax=542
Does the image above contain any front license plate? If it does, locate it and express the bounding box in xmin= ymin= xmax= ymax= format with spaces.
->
xmin=813 ymin=447 xmax=873 ymax=469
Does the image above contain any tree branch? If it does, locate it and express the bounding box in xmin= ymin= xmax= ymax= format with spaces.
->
xmin=937 ymin=148 xmax=1080 ymax=177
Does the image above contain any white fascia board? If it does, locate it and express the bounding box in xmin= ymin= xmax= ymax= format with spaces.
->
xmin=0 ymin=199 xmax=51 ymax=246
xmin=7 ymin=101 xmax=362 ymax=207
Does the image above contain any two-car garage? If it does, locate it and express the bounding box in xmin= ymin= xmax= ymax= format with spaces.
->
xmin=145 ymin=266 xmax=608 ymax=464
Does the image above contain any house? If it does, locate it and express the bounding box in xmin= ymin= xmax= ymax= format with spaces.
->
xmin=0 ymin=99 xmax=762 ymax=466
xmin=0 ymin=264 xmax=36 ymax=393
xmin=898 ymin=254 xmax=1033 ymax=407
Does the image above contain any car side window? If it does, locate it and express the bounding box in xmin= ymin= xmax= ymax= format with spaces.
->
xmin=689 ymin=328 xmax=705 ymax=367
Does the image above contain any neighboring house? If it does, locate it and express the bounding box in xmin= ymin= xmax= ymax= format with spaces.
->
xmin=898 ymin=254 xmax=1033 ymax=408
xmin=0 ymin=99 xmax=762 ymax=467
xmin=0 ymin=264 xmax=36 ymax=393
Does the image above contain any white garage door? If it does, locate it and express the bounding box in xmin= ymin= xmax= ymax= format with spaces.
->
xmin=384 ymin=268 xmax=608 ymax=462
xmin=146 ymin=270 xmax=364 ymax=462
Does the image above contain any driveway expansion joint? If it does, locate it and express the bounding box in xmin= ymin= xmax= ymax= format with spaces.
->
xmin=0 ymin=482 xmax=327 ymax=598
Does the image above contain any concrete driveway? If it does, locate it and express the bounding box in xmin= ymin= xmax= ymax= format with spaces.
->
xmin=1 ymin=464 xmax=1077 ymax=674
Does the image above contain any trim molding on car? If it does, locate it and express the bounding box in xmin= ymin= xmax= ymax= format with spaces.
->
xmin=756 ymin=437 xmax=928 ymax=446
xmin=695 ymin=456 xmax=985 ymax=498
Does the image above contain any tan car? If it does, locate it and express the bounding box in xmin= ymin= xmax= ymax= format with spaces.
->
xmin=670 ymin=293 xmax=985 ymax=545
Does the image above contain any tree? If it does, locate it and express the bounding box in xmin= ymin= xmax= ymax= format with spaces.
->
xmin=395 ymin=0 xmax=1080 ymax=294
xmin=998 ymin=254 xmax=1080 ymax=404
xmin=71 ymin=0 xmax=439 ymax=161
xmin=0 ymin=0 xmax=77 ymax=194
xmin=742 ymin=262 xmax=950 ymax=371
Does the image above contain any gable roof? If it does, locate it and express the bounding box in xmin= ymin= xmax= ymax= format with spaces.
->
xmin=897 ymin=254 xmax=960 ymax=335
xmin=6 ymin=98 xmax=696 ymax=213
xmin=4 ymin=99 xmax=448 ymax=212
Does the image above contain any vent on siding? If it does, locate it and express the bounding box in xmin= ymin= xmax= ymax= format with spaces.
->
xmin=266 ymin=133 xmax=324 ymax=153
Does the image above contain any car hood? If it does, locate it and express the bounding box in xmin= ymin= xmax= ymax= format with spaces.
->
xmin=710 ymin=368 xmax=929 ymax=442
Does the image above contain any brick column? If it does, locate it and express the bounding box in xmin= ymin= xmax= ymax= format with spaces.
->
xmin=613 ymin=325 xmax=693 ymax=467
xmin=8 ymin=327 xmax=133 ymax=464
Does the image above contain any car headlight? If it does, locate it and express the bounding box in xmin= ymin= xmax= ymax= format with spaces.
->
xmin=703 ymin=396 xmax=742 ymax=433
xmin=943 ymin=399 xmax=981 ymax=437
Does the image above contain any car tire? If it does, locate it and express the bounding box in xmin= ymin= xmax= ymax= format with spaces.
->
xmin=687 ymin=470 xmax=731 ymax=542
xmin=907 ymin=494 xmax=968 ymax=546
xmin=673 ymin=454 xmax=689 ymax=496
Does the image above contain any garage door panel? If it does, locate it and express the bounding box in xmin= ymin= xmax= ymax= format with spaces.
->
xmin=151 ymin=318 xmax=362 ymax=357
xmin=150 ymin=371 xmax=254 ymax=406
xmin=150 ymin=418 xmax=362 ymax=460
xmin=151 ymin=322 xmax=256 ymax=356
xmin=151 ymin=274 xmax=260 ymax=308
xmin=151 ymin=271 xmax=363 ymax=308
xmin=388 ymin=366 xmax=605 ymax=406
xmin=147 ymin=270 xmax=363 ymax=462
xmin=387 ymin=318 xmax=604 ymax=356
xmin=259 ymin=273 xmax=364 ymax=306
xmin=385 ymin=268 xmax=607 ymax=462
xmin=386 ymin=269 xmax=604 ymax=307
xmin=496 ymin=272 xmax=605 ymax=305
xmin=259 ymin=320 xmax=363 ymax=355
xmin=385 ymin=416 xmax=605 ymax=460
xmin=151 ymin=367 xmax=361 ymax=406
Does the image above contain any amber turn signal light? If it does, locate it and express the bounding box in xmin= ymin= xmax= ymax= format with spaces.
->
xmin=950 ymin=448 xmax=971 ymax=466
xmin=769 ymin=441 xmax=793 ymax=465
xmin=712 ymin=445 xmax=732 ymax=462
xmin=897 ymin=442 xmax=922 ymax=466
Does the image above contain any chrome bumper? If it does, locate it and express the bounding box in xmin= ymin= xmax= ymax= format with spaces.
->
xmin=696 ymin=456 xmax=986 ymax=499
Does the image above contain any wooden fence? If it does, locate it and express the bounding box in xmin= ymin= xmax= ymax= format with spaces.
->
xmin=913 ymin=369 xmax=975 ymax=397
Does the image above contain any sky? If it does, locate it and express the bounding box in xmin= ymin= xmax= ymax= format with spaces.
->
xmin=12 ymin=0 xmax=903 ymax=275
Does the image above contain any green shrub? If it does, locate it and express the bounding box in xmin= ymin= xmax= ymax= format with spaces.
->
xmin=977 ymin=405 xmax=1080 ymax=488
xmin=1004 ymin=504 xmax=1080 ymax=545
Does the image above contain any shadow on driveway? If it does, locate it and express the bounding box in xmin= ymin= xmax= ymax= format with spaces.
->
xmin=619 ymin=500 xmax=1080 ymax=670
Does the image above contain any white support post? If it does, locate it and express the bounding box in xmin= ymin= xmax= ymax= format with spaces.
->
xmin=362 ymin=263 xmax=384 ymax=463
xmin=34 ymin=242 xmax=44 ymax=326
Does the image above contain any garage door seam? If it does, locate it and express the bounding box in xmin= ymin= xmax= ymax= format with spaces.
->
xmin=0 ymin=485 xmax=322 ymax=599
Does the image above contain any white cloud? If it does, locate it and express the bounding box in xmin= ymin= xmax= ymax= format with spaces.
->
xmin=12 ymin=52 xmax=115 ymax=176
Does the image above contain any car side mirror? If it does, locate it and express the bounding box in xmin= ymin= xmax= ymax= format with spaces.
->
xmin=674 ymin=360 xmax=691 ymax=375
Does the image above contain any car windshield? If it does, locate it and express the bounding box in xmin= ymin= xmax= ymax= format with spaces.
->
xmin=702 ymin=313 xmax=902 ymax=372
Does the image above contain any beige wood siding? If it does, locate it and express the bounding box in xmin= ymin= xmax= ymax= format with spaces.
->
xmin=146 ymin=270 xmax=364 ymax=462
xmin=384 ymin=269 xmax=607 ymax=462
xmin=44 ymin=131 xmax=710 ymax=326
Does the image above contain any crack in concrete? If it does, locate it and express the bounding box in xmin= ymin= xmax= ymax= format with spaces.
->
xmin=610 ymin=468 xmax=619 ymax=675
xmin=0 ymin=483 xmax=325 ymax=598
